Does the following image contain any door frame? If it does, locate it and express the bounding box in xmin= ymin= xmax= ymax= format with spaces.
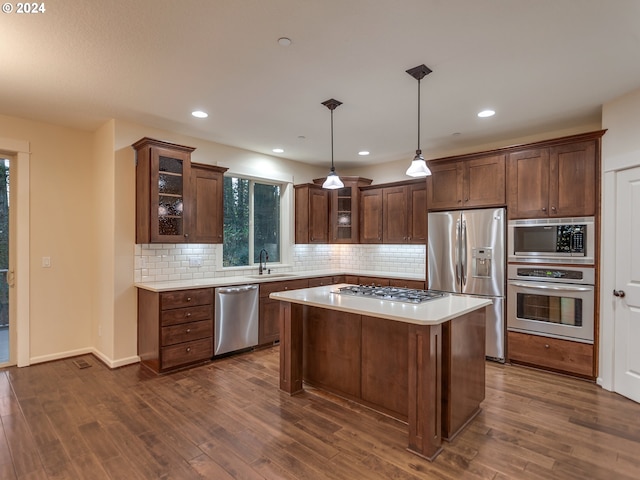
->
xmin=0 ymin=136 xmax=30 ymax=367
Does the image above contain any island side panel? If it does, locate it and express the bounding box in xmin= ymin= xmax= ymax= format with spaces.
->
xmin=279 ymin=301 xmax=303 ymax=394
xmin=442 ymin=308 xmax=486 ymax=441
xmin=407 ymin=323 xmax=443 ymax=461
xmin=303 ymin=306 xmax=362 ymax=399
xmin=361 ymin=315 xmax=409 ymax=420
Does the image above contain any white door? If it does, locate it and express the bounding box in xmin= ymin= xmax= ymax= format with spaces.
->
xmin=614 ymin=165 xmax=640 ymax=402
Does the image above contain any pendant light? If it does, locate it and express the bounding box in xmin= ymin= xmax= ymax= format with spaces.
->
xmin=405 ymin=64 xmax=433 ymax=177
xmin=321 ymin=98 xmax=345 ymax=189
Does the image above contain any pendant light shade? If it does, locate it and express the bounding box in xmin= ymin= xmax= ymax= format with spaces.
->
xmin=405 ymin=64 xmax=433 ymax=177
xmin=321 ymin=98 xmax=344 ymax=189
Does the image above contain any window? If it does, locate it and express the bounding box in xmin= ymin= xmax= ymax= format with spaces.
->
xmin=223 ymin=176 xmax=281 ymax=268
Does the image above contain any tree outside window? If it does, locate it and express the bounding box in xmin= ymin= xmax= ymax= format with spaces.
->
xmin=223 ymin=176 xmax=280 ymax=267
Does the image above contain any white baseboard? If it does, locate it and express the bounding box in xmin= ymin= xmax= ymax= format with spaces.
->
xmin=28 ymin=347 xmax=140 ymax=369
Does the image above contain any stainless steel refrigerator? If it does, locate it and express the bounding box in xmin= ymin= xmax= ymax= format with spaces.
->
xmin=428 ymin=207 xmax=506 ymax=361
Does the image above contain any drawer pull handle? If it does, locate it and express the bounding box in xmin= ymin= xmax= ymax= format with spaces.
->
xmin=186 ymin=347 xmax=191 ymax=353
xmin=186 ymin=329 xmax=191 ymax=333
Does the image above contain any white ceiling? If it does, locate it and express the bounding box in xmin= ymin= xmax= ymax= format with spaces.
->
xmin=2 ymin=0 xmax=639 ymax=167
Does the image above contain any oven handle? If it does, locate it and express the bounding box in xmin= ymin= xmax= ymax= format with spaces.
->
xmin=508 ymin=281 xmax=593 ymax=292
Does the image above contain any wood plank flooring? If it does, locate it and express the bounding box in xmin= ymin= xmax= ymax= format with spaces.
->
xmin=1 ymin=347 xmax=639 ymax=479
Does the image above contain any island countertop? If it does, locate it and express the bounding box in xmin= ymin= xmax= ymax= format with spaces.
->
xmin=269 ymin=284 xmax=492 ymax=326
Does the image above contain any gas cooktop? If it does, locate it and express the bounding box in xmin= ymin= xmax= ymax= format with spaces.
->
xmin=335 ymin=285 xmax=448 ymax=304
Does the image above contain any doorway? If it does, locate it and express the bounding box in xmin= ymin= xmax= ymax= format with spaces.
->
xmin=0 ymin=157 xmax=8 ymax=364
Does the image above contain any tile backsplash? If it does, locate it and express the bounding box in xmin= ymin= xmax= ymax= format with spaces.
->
xmin=135 ymin=243 xmax=425 ymax=283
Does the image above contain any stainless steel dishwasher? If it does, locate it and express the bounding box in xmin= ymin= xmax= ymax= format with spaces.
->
xmin=214 ymin=284 xmax=259 ymax=356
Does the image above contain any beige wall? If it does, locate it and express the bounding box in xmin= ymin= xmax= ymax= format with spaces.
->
xmin=0 ymin=114 xmax=95 ymax=363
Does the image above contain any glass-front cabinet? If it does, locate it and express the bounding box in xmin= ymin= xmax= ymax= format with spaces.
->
xmin=134 ymin=137 xmax=195 ymax=243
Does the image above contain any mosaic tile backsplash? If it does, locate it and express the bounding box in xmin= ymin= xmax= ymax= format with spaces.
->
xmin=134 ymin=243 xmax=426 ymax=283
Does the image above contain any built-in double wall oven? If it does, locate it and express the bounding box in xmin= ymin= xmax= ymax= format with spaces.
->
xmin=507 ymin=217 xmax=595 ymax=344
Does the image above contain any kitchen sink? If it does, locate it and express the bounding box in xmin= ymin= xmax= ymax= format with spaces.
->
xmin=246 ymin=273 xmax=296 ymax=279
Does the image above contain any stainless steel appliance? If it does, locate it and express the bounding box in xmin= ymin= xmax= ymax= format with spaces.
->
xmin=336 ymin=285 xmax=447 ymax=303
xmin=507 ymin=217 xmax=594 ymax=264
xmin=428 ymin=208 xmax=506 ymax=361
xmin=214 ymin=284 xmax=259 ymax=355
xmin=507 ymin=264 xmax=594 ymax=343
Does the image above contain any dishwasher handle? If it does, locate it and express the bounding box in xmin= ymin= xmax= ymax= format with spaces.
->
xmin=216 ymin=284 xmax=258 ymax=295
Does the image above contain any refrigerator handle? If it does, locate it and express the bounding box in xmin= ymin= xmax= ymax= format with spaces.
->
xmin=461 ymin=218 xmax=468 ymax=287
xmin=455 ymin=218 xmax=461 ymax=285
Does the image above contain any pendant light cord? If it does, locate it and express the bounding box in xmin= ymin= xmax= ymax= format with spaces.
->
xmin=417 ymin=78 xmax=421 ymax=152
xmin=330 ymin=108 xmax=335 ymax=171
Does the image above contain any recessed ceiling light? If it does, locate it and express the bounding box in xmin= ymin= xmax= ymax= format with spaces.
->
xmin=272 ymin=148 xmax=284 ymax=153
xmin=478 ymin=109 xmax=495 ymax=118
xmin=358 ymin=151 xmax=370 ymax=156
xmin=192 ymin=110 xmax=208 ymax=118
xmin=277 ymin=37 xmax=292 ymax=46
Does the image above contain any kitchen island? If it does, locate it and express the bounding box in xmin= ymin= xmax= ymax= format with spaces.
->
xmin=270 ymin=284 xmax=491 ymax=461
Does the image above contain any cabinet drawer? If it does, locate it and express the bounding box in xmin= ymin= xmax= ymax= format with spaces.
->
xmin=161 ymin=320 xmax=213 ymax=346
xmin=308 ymin=276 xmax=336 ymax=287
xmin=260 ymin=279 xmax=309 ymax=297
xmin=161 ymin=304 xmax=212 ymax=326
xmin=508 ymin=331 xmax=593 ymax=377
xmin=389 ymin=278 xmax=425 ymax=290
xmin=160 ymin=288 xmax=212 ymax=309
xmin=161 ymin=337 xmax=212 ymax=370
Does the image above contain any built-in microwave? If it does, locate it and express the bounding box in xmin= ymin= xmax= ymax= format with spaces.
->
xmin=507 ymin=217 xmax=594 ymax=264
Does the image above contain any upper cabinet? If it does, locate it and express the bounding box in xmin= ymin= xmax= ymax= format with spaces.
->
xmin=294 ymin=183 xmax=329 ymax=244
xmin=134 ymin=137 xmax=194 ymax=243
xmin=190 ymin=163 xmax=228 ymax=243
xmin=360 ymin=180 xmax=426 ymax=244
xmin=327 ymin=177 xmax=372 ymax=243
xmin=507 ymin=139 xmax=597 ymax=219
xmin=134 ymin=137 xmax=227 ymax=244
xmin=427 ymin=154 xmax=506 ymax=210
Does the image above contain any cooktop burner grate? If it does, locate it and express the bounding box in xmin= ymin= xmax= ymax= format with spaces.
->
xmin=335 ymin=285 xmax=447 ymax=304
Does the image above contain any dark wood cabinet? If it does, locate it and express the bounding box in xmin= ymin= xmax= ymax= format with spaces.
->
xmin=134 ymin=137 xmax=195 ymax=243
xmin=361 ymin=180 xmax=426 ymax=244
xmin=508 ymin=331 xmax=594 ymax=378
xmin=138 ymin=287 xmax=214 ymax=373
xmin=359 ymin=188 xmax=383 ymax=243
xmin=134 ymin=138 xmax=226 ymax=244
xmin=326 ymin=177 xmax=372 ymax=243
xmin=258 ymin=279 xmax=309 ymax=345
xmin=190 ymin=163 xmax=227 ymax=243
xmin=427 ymin=154 xmax=506 ymax=210
xmin=294 ymin=184 xmax=329 ymax=243
xmin=507 ymin=140 xmax=596 ymax=219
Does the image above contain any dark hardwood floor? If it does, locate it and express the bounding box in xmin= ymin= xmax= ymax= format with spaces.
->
xmin=1 ymin=347 xmax=639 ymax=479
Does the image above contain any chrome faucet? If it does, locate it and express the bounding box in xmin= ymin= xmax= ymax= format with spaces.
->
xmin=258 ymin=248 xmax=269 ymax=275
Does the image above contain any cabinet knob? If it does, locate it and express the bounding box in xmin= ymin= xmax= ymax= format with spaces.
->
xmin=187 ymin=297 xmax=192 ymax=302
xmin=551 ymin=206 xmax=557 ymax=212
xmin=184 ymin=233 xmax=189 ymax=238
xmin=544 ymin=344 xmax=550 ymax=349
xmin=465 ymin=198 xmax=469 ymax=202
xmin=186 ymin=312 xmax=191 ymax=317
xmin=541 ymin=207 xmax=547 ymax=212
xmin=186 ymin=347 xmax=191 ymax=353
xmin=186 ymin=328 xmax=191 ymax=333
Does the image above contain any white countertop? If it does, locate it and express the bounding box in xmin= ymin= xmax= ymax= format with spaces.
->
xmin=135 ymin=270 xmax=424 ymax=292
xmin=269 ymin=284 xmax=492 ymax=326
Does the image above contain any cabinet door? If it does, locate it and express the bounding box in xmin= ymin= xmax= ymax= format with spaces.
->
xmin=407 ymin=182 xmax=427 ymax=244
xmin=151 ymin=146 xmax=192 ymax=242
xmin=427 ymin=162 xmax=463 ymax=210
xmin=259 ymin=298 xmax=281 ymax=345
xmin=464 ymin=154 xmax=506 ymax=208
xmin=190 ymin=164 xmax=226 ymax=243
xmin=549 ymin=140 xmax=596 ymax=217
xmin=383 ymin=186 xmax=408 ymax=243
xmin=360 ymin=189 xmax=383 ymax=243
xmin=309 ymin=188 xmax=329 ymax=243
xmin=507 ymin=148 xmax=550 ymax=219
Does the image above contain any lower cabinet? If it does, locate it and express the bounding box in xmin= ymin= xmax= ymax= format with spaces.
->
xmin=138 ymin=287 xmax=214 ymax=374
xmin=258 ymin=279 xmax=309 ymax=345
xmin=508 ymin=331 xmax=594 ymax=378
